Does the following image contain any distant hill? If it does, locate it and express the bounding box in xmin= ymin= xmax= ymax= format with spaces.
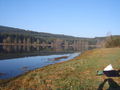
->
xmin=0 ymin=25 xmax=86 ymax=40
xmin=0 ymin=25 xmax=111 ymax=45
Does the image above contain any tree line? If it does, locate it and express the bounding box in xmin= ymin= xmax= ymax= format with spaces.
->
xmin=0 ymin=33 xmax=56 ymax=45
xmin=1 ymin=25 xmax=107 ymax=46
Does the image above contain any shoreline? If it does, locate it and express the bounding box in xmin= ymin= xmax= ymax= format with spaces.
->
xmin=0 ymin=52 xmax=80 ymax=81
xmin=0 ymin=48 xmax=120 ymax=89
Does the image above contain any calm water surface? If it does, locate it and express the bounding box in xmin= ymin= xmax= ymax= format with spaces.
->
xmin=0 ymin=45 xmax=92 ymax=79
xmin=0 ymin=45 xmax=81 ymax=79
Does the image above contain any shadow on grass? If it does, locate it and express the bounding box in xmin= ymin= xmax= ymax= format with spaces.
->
xmin=103 ymin=70 xmax=120 ymax=77
xmin=98 ymin=78 xmax=120 ymax=90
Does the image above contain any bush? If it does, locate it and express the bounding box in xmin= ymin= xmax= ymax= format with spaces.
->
xmin=105 ymin=36 xmax=120 ymax=48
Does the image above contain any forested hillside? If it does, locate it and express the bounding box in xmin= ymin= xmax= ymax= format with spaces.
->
xmin=0 ymin=26 xmax=83 ymax=40
xmin=0 ymin=25 xmax=105 ymax=46
xmin=0 ymin=26 xmax=88 ymax=46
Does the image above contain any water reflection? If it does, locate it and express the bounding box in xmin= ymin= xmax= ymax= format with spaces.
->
xmin=0 ymin=44 xmax=96 ymax=79
xmin=0 ymin=45 xmax=89 ymax=60
xmin=0 ymin=52 xmax=80 ymax=79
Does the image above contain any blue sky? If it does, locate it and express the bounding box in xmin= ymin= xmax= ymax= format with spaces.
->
xmin=0 ymin=0 xmax=120 ymax=37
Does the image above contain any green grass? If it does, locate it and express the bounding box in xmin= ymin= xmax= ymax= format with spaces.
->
xmin=0 ymin=48 xmax=120 ymax=90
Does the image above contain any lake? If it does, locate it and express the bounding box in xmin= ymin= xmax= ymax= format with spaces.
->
xmin=0 ymin=45 xmax=88 ymax=79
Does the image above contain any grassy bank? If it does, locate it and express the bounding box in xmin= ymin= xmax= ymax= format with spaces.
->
xmin=0 ymin=48 xmax=120 ymax=90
